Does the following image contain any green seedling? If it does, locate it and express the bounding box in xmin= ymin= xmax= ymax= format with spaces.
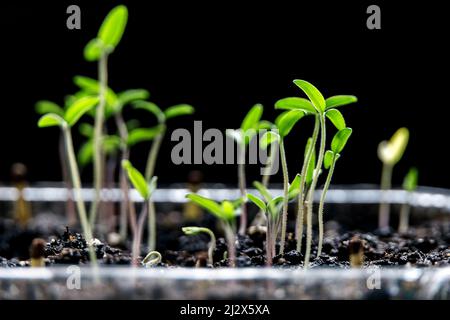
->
xmin=186 ymin=194 xmax=241 ymax=267
xmin=377 ymin=127 xmax=409 ymax=229
xmin=35 ymin=100 xmax=77 ymax=225
xmin=270 ymin=110 xmax=305 ymax=255
xmin=276 ymin=79 xmax=357 ymax=267
xmin=37 ymin=96 xmax=99 ymax=267
xmin=248 ymin=175 xmax=300 ymax=264
xmin=316 ymin=127 xmax=352 ymax=257
xmin=133 ymin=100 xmax=194 ymax=249
xmin=83 ymin=5 xmax=128 ymax=228
xmin=182 ymin=226 xmax=216 ymax=266
xmin=398 ymin=167 xmax=418 ymax=234
xmin=122 ymin=160 xmax=158 ymax=264
xmin=226 ymin=104 xmax=266 ymax=235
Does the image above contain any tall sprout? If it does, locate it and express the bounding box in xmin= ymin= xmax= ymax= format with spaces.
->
xmin=132 ymin=101 xmax=194 ymax=250
xmin=37 ymin=96 xmax=99 ymax=267
xmin=377 ymin=127 xmax=409 ymax=229
xmin=273 ymin=110 xmax=305 ymax=254
xmin=83 ymin=5 xmax=128 ymax=228
xmin=226 ymin=104 xmax=264 ymax=235
xmin=317 ymin=127 xmax=352 ymax=257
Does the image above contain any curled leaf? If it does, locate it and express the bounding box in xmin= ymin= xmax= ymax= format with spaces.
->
xmin=260 ymin=131 xmax=280 ymax=150
xmin=186 ymin=194 xmax=228 ymax=222
xmin=133 ymin=101 xmax=165 ymax=123
xmin=164 ymin=104 xmax=195 ymax=120
xmin=241 ymin=104 xmax=263 ymax=132
xmin=247 ymin=194 xmax=266 ymax=212
xmin=65 ymin=96 xmax=99 ymax=127
xmin=127 ymin=125 xmax=164 ymax=146
xmin=37 ymin=113 xmax=65 ymax=128
xmin=35 ymin=101 xmax=64 ymax=117
xmin=98 ymin=5 xmax=128 ymax=51
xmin=324 ymin=150 xmax=335 ymax=170
xmin=84 ymin=38 xmax=103 ymax=62
xmin=403 ymin=167 xmax=418 ymax=192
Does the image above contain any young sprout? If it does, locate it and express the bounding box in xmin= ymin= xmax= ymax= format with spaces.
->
xmin=348 ymin=236 xmax=364 ymax=268
xmin=83 ymin=5 xmax=128 ymax=228
xmin=272 ymin=110 xmax=305 ymax=254
xmin=133 ymin=100 xmax=194 ymax=249
xmin=377 ymin=127 xmax=409 ymax=229
xmin=276 ymin=81 xmax=357 ymax=259
xmin=38 ymin=96 xmax=99 ymax=267
xmin=122 ymin=160 xmax=157 ymax=264
xmin=398 ymin=167 xmax=418 ymax=234
xmin=186 ymin=194 xmax=240 ymax=267
xmin=225 ymin=104 xmax=264 ymax=235
xmin=248 ymin=175 xmax=300 ymax=265
xmin=142 ymin=251 xmax=162 ymax=268
xmin=182 ymin=226 xmax=216 ymax=266
xmin=317 ymin=127 xmax=352 ymax=257
xmin=36 ymin=101 xmax=77 ymax=225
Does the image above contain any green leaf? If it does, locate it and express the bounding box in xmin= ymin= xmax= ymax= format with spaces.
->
xmin=275 ymin=110 xmax=305 ymax=137
xmin=331 ymin=127 xmax=353 ymax=154
xmin=37 ymin=113 xmax=65 ymax=128
xmin=275 ymin=97 xmax=316 ymax=114
xmin=247 ymin=194 xmax=266 ymax=212
xmin=241 ymin=104 xmax=263 ymax=132
xmin=133 ymin=101 xmax=165 ymax=123
xmin=293 ymin=79 xmax=326 ymax=113
xmin=127 ymin=126 xmax=164 ymax=146
xmin=102 ymin=135 xmax=121 ymax=154
xmin=78 ymin=140 xmax=93 ymax=167
xmin=148 ymin=176 xmax=158 ymax=194
xmin=324 ymin=150 xmax=335 ymax=170
xmin=79 ymin=123 xmax=94 ymax=138
xmin=35 ymin=101 xmax=64 ymax=117
xmin=73 ymin=76 xmax=117 ymax=107
xmin=377 ymin=127 xmax=409 ymax=166
xmin=257 ymin=120 xmax=274 ymax=130
xmin=252 ymin=181 xmax=272 ymax=203
xmin=326 ymin=109 xmax=346 ymax=130
xmin=164 ymin=104 xmax=195 ymax=120
xmin=117 ymin=89 xmax=150 ymax=110
xmin=64 ymin=96 xmax=99 ymax=127
xmin=122 ymin=160 xmax=150 ymax=199
xmin=186 ymin=194 xmax=227 ymax=221
xmin=84 ymin=38 xmax=103 ymax=62
xmin=304 ymin=137 xmax=316 ymax=186
xmin=267 ymin=196 xmax=284 ymax=219
xmin=403 ymin=167 xmax=418 ymax=191
xmin=288 ymin=174 xmax=301 ymax=198
xmin=221 ymin=200 xmax=236 ymax=221
xmin=98 ymin=5 xmax=128 ymax=51
xmin=325 ymin=95 xmax=358 ymax=110
xmin=260 ymin=131 xmax=280 ymax=150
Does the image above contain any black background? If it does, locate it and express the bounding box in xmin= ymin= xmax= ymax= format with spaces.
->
xmin=0 ymin=1 xmax=447 ymax=188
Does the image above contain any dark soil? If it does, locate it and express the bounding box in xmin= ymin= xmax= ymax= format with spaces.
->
xmin=1 ymin=219 xmax=449 ymax=268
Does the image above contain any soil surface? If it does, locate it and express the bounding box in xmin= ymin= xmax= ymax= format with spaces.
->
xmin=1 ymin=218 xmax=449 ymax=268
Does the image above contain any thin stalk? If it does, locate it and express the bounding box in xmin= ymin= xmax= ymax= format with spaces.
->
xmin=296 ymin=115 xmax=319 ymax=252
xmin=238 ymin=143 xmax=247 ymax=235
xmin=304 ymin=114 xmax=326 ymax=268
xmin=316 ymin=155 xmax=337 ymax=257
xmin=132 ymin=200 xmax=149 ymax=266
xmin=63 ymin=126 xmax=98 ymax=270
xmin=203 ymin=228 xmax=216 ymax=266
xmin=59 ymin=133 xmax=76 ymax=226
xmin=90 ymin=52 xmax=109 ymax=229
xmin=378 ymin=163 xmax=393 ymax=229
xmin=115 ymin=112 xmax=130 ymax=241
xmin=398 ymin=192 xmax=412 ymax=233
xmin=224 ymin=223 xmax=236 ymax=267
xmin=144 ymin=127 xmax=165 ymax=250
xmin=145 ymin=127 xmax=166 ymax=181
xmin=147 ymin=199 xmax=156 ymax=251
xmin=265 ymin=215 xmax=272 ymax=266
xmin=278 ymin=139 xmax=289 ymax=255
